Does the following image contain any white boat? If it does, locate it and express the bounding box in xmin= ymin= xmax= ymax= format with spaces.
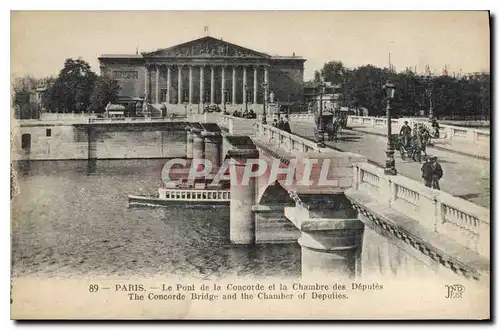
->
xmin=128 ymin=188 xmax=230 ymax=208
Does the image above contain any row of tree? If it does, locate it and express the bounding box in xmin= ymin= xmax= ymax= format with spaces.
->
xmin=42 ymin=58 xmax=121 ymax=113
xmin=313 ymin=61 xmax=491 ymax=120
xmin=13 ymin=58 xmax=121 ymax=118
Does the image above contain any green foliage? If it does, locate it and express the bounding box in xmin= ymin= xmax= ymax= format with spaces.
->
xmin=314 ymin=61 xmax=491 ymax=120
xmin=43 ymin=58 xmax=97 ymax=113
xmin=89 ymin=76 xmax=121 ymax=113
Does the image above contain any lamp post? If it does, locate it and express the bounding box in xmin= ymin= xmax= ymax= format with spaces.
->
xmin=317 ymin=82 xmax=326 ymax=148
xmin=426 ymin=76 xmax=434 ymax=120
xmin=383 ymin=82 xmax=397 ymax=175
xmin=262 ymin=82 xmax=268 ymax=124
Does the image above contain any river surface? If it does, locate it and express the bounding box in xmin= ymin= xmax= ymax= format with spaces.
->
xmin=11 ymin=159 xmax=301 ymax=280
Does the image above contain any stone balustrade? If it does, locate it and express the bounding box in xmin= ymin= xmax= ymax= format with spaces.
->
xmin=347 ymin=115 xmax=490 ymax=146
xmin=258 ymin=113 xmax=315 ymax=122
xmin=439 ymin=124 xmax=490 ymax=145
xmin=253 ymin=121 xmax=322 ymax=153
xmin=218 ymin=114 xmax=259 ymax=136
xmin=347 ymin=115 xmax=399 ymax=128
xmin=350 ymin=161 xmax=490 ymax=259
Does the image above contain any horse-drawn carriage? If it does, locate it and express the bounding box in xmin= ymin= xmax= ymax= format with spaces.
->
xmin=391 ymin=124 xmax=432 ymax=163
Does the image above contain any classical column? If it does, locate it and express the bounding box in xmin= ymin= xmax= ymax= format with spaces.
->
xmin=155 ymin=65 xmax=160 ymax=103
xmin=228 ymin=148 xmax=260 ymax=245
xmin=232 ymin=66 xmax=236 ymax=105
xmin=264 ymin=66 xmax=269 ymax=110
xmin=188 ymin=65 xmax=193 ymax=104
xmin=253 ymin=66 xmax=258 ymax=104
xmin=242 ymin=66 xmax=247 ymax=105
xmin=210 ymin=66 xmax=215 ymax=104
xmin=221 ymin=66 xmax=226 ymax=105
xmin=177 ymin=65 xmax=183 ymax=104
xmin=144 ymin=66 xmax=149 ymax=98
xmin=166 ymin=66 xmax=171 ymax=104
xmin=199 ymin=65 xmax=204 ymax=105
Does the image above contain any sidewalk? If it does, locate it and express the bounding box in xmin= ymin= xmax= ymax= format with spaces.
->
xmin=349 ymin=126 xmax=490 ymax=160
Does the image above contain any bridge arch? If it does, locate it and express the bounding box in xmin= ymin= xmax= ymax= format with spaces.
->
xmin=257 ymin=179 xmax=295 ymax=207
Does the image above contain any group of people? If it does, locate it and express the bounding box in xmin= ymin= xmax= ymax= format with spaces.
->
xmin=229 ymin=109 xmax=257 ymax=119
xmin=272 ymin=116 xmax=292 ymax=133
xmin=399 ymin=120 xmax=444 ymax=190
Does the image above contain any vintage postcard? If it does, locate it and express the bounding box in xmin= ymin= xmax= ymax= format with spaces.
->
xmin=10 ymin=10 xmax=490 ymax=319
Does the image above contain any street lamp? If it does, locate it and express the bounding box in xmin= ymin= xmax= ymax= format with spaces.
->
xmin=425 ymin=75 xmax=434 ymax=120
xmin=383 ymin=81 xmax=397 ymax=175
xmin=317 ymin=82 xmax=326 ymax=148
xmin=262 ymin=82 xmax=268 ymax=124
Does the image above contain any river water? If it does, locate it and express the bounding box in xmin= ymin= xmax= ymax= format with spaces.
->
xmin=11 ymin=160 xmax=301 ymax=280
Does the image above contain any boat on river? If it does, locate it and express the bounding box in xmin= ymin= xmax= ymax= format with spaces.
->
xmin=128 ymin=187 xmax=231 ymax=208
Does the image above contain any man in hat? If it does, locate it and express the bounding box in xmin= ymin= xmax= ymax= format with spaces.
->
xmin=421 ymin=156 xmax=443 ymax=190
xmin=399 ymin=121 xmax=412 ymax=149
xmin=282 ymin=115 xmax=292 ymax=133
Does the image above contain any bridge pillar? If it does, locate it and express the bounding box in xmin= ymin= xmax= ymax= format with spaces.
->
xmin=202 ymin=132 xmax=222 ymax=168
xmin=228 ymin=148 xmax=260 ymax=245
xmin=185 ymin=127 xmax=193 ymax=159
xmin=191 ymin=128 xmax=204 ymax=160
xmin=298 ymin=221 xmax=364 ymax=278
xmin=285 ymin=192 xmax=364 ymax=279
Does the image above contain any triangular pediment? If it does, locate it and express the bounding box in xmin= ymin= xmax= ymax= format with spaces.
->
xmin=143 ymin=36 xmax=271 ymax=59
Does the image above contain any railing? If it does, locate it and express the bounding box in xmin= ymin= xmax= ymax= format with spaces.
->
xmin=218 ymin=114 xmax=258 ymax=135
xmin=158 ymin=188 xmax=230 ymax=201
xmin=347 ymin=115 xmax=490 ymax=145
xmin=88 ymin=116 xmax=186 ymax=123
xmin=347 ymin=115 xmax=399 ymax=127
xmin=258 ymin=113 xmax=315 ymax=122
xmin=440 ymin=124 xmax=490 ymax=145
xmin=254 ymin=121 xmax=321 ymax=153
xmin=351 ymin=162 xmax=490 ymax=258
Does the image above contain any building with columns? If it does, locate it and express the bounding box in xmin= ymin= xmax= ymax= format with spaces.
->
xmin=98 ymin=36 xmax=306 ymax=114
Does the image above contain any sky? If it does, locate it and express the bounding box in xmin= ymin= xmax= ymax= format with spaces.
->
xmin=10 ymin=11 xmax=490 ymax=81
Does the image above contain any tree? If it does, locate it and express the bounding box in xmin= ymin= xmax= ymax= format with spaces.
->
xmin=313 ymin=70 xmax=322 ymax=82
xmin=321 ymin=61 xmax=346 ymax=86
xmin=43 ymin=58 xmax=97 ymax=113
xmin=89 ymin=76 xmax=121 ymax=113
xmin=11 ymin=75 xmax=40 ymax=119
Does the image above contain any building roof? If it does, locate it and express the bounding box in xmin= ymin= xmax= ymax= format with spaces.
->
xmin=99 ymin=36 xmax=305 ymax=61
xmin=98 ymin=54 xmax=143 ymax=59
xmin=271 ymin=55 xmax=305 ymax=60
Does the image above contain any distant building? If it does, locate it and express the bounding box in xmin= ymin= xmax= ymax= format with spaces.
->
xmin=98 ymin=36 xmax=306 ymax=114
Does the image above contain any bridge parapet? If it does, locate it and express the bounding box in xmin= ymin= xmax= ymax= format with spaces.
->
xmin=254 ymin=122 xmax=323 ymax=153
xmin=346 ymin=161 xmax=490 ymax=281
xmin=347 ymin=115 xmax=490 ymax=146
xmin=257 ymin=113 xmax=315 ymax=122
xmin=218 ymin=114 xmax=258 ymax=135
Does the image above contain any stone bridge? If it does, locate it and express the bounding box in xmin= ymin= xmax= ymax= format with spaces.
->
xmin=213 ymin=114 xmax=489 ymax=283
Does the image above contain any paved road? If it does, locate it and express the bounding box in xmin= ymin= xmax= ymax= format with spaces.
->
xmin=290 ymin=122 xmax=490 ymax=208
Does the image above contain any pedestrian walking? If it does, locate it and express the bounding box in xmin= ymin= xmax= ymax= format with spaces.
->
xmin=421 ymin=156 xmax=443 ymax=190
xmin=282 ymin=115 xmax=292 ymax=133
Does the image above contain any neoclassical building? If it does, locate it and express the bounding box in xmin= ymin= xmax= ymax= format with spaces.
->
xmin=98 ymin=36 xmax=306 ymax=113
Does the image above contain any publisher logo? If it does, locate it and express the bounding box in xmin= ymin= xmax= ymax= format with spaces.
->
xmin=444 ymin=284 xmax=465 ymax=299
